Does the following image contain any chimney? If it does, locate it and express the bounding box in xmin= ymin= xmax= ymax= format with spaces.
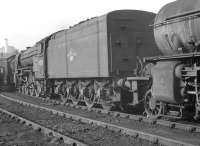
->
xmin=4 ymin=38 xmax=8 ymax=53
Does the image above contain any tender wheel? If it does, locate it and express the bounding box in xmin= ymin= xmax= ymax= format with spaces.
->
xmin=64 ymin=88 xmax=73 ymax=103
xmin=99 ymin=88 xmax=113 ymax=110
xmin=59 ymin=93 xmax=65 ymax=103
xmin=70 ymin=86 xmax=79 ymax=105
xmin=144 ymin=89 xmax=162 ymax=119
xmin=25 ymin=87 xmax=29 ymax=95
xmin=21 ymin=86 xmax=25 ymax=94
xmin=28 ymin=83 xmax=35 ymax=96
xmin=35 ymin=85 xmax=41 ymax=97
xmin=18 ymin=87 xmax=22 ymax=93
xmin=29 ymin=87 xmax=35 ymax=96
xmin=84 ymin=88 xmax=95 ymax=108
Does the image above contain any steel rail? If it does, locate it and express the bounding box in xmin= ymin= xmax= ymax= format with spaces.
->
xmin=66 ymin=103 xmax=200 ymax=132
xmin=0 ymin=93 xmax=197 ymax=146
xmin=15 ymin=93 xmax=200 ymax=133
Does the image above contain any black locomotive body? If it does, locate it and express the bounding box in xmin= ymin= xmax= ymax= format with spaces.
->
xmin=144 ymin=0 xmax=200 ymax=120
xmin=14 ymin=10 xmax=160 ymax=110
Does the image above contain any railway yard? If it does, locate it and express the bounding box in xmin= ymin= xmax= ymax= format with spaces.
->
xmin=0 ymin=92 xmax=199 ymax=146
xmin=2 ymin=0 xmax=200 ymax=146
xmin=0 ymin=111 xmax=67 ymax=146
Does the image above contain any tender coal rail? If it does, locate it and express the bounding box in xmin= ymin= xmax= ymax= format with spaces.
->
xmin=1 ymin=93 xmax=200 ymax=146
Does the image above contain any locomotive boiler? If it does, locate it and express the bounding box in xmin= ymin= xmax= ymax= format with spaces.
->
xmin=15 ymin=10 xmax=161 ymax=110
xmin=145 ymin=0 xmax=200 ymax=119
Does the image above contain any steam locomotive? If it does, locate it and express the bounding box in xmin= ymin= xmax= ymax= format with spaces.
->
xmin=4 ymin=0 xmax=200 ymax=120
xmin=144 ymin=0 xmax=200 ymax=120
xmin=13 ymin=10 xmax=160 ymax=110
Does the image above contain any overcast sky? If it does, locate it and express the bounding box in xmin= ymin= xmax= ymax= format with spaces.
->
xmin=0 ymin=0 xmax=175 ymax=50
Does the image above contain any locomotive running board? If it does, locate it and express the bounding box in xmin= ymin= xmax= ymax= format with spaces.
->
xmin=144 ymin=52 xmax=200 ymax=62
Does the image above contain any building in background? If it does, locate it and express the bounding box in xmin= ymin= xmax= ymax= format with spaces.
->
xmin=0 ymin=38 xmax=18 ymax=58
xmin=0 ymin=39 xmax=18 ymax=87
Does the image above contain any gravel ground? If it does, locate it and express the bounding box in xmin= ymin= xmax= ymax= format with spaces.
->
xmin=0 ymin=96 xmax=159 ymax=146
xmin=2 ymin=92 xmax=200 ymax=145
xmin=0 ymin=112 xmax=68 ymax=146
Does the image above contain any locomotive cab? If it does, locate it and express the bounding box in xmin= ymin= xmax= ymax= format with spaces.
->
xmin=107 ymin=10 xmax=159 ymax=77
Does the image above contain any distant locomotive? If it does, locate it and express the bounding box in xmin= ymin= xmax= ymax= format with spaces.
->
xmin=0 ymin=55 xmax=16 ymax=91
xmin=14 ymin=10 xmax=161 ymax=110
xmin=144 ymin=0 xmax=200 ymax=120
xmin=0 ymin=58 xmax=7 ymax=87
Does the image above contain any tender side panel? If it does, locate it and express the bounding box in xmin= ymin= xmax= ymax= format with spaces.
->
xmin=47 ymin=30 xmax=67 ymax=78
xmin=66 ymin=16 xmax=109 ymax=78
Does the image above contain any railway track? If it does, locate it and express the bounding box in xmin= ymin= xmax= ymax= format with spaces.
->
xmin=0 ymin=95 xmax=161 ymax=146
xmin=1 ymin=93 xmax=200 ymax=146
xmin=4 ymin=92 xmax=200 ymax=133
xmin=0 ymin=112 xmax=68 ymax=146
xmin=0 ymin=107 xmax=87 ymax=146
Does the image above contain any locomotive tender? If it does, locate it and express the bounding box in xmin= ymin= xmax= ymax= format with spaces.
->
xmin=144 ymin=0 xmax=200 ymax=119
xmin=15 ymin=10 xmax=160 ymax=109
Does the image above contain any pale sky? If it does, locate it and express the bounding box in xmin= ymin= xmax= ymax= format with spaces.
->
xmin=0 ymin=0 xmax=175 ymax=50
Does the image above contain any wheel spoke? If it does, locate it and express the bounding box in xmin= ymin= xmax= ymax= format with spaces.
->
xmin=70 ymin=86 xmax=79 ymax=105
xmin=84 ymin=88 xmax=95 ymax=108
xmin=144 ymin=89 xmax=162 ymax=118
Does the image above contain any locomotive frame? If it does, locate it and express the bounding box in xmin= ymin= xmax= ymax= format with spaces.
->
xmin=144 ymin=52 xmax=200 ymax=120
